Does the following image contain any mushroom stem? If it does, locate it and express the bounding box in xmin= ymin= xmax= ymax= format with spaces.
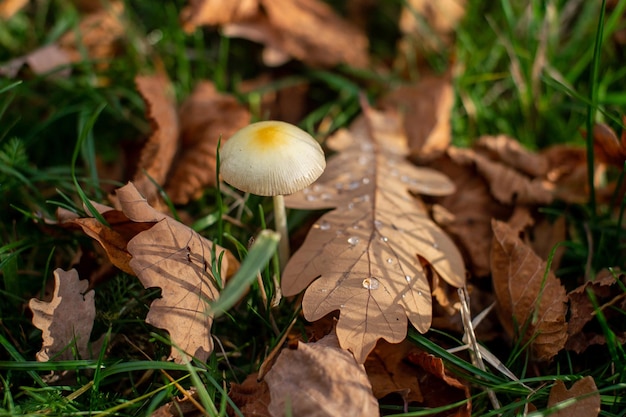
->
xmin=273 ymin=194 xmax=290 ymax=269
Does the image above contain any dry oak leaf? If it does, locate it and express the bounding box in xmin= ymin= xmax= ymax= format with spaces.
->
xmin=167 ymin=81 xmax=251 ymax=204
xmin=491 ymin=220 xmax=568 ymax=361
xmin=227 ymin=373 xmax=272 ymax=417
xmin=134 ymin=74 xmax=180 ymax=208
xmin=117 ymin=182 xmax=236 ymax=364
xmin=474 ymin=135 xmax=549 ymax=178
xmin=29 ymin=268 xmax=95 ymax=361
xmin=264 ymin=332 xmax=379 ymax=417
xmin=283 ymin=105 xmax=466 ymax=363
xmin=547 ymin=377 xmax=600 ymax=417
xmin=184 ymin=0 xmax=369 ymax=68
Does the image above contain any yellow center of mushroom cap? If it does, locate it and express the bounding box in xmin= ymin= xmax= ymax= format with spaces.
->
xmin=251 ymin=124 xmax=289 ymax=151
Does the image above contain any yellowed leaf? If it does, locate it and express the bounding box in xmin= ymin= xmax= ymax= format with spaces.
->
xmin=283 ymin=105 xmax=465 ymax=363
xmin=29 ymin=269 xmax=95 ymax=361
xmin=491 ymin=219 xmax=568 ymax=361
xmin=547 ymin=377 xmax=600 ymax=417
xmin=117 ymin=182 xmax=235 ymax=363
xmin=264 ymin=332 xmax=379 ymax=417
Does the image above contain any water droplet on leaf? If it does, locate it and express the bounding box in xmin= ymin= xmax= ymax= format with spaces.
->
xmin=362 ymin=277 xmax=380 ymax=290
xmin=347 ymin=236 xmax=359 ymax=246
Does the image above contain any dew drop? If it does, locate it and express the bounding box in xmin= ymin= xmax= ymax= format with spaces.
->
xmin=374 ymin=220 xmax=383 ymax=228
xmin=390 ymin=169 xmax=399 ymax=177
xmin=358 ymin=156 xmax=369 ymax=165
xmin=386 ymin=258 xmax=393 ymax=264
xmin=321 ymin=193 xmax=332 ymax=200
xmin=347 ymin=181 xmax=360 ymax=190
xmin=405 ymin=275 xmax=412 ymax=283
xmin=362 ymin=277 xmax=380 ymax=290
xmin=432 ymin=242 xmax=440 ymax=249
xmin=318 ymin=221 xmax=331 ymax=231
xmin=348 ymin=203 xmax=355 ymax=210
xmin=362 ymin=177 xmax=370 ymax=184
xmin=380 ymin=236 xmax=388 ymax=242
xmin=417 ymin=290 xmax=423 ymax=296
xmin=340 ymin=304 xmax=345 ymax=308
xmin=312 ymin=184 xmax=321 ymax=192
xmin=347 ymin=236 xmax=360 ymax=246
xmin=400 ymin=175 xmax=410 ymax=183
xmin=306 ymin=195 xmax=317 ymax=201
xmin=352 ymin=224 xmax=360 ymax=230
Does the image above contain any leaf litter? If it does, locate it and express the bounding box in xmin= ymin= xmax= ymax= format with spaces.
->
xmin=282 ymin=101 xmax=466 ymax=363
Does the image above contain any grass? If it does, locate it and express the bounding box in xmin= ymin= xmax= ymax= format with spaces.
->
xmin=1 ymin=0 xmax=625 ymax=416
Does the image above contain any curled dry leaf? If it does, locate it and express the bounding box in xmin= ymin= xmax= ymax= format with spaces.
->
xmin=474 ymin=135 xmax=549 ymax=178
xmin=29 ymin=269 xmax=95 ymax=361
xmin=491 ymin=220 xmax=568 ymax=361
xmin=166 ymin=81 xmax=250 ymax=204
xmin=588 ymin=121 xmax=626 ymax=167
xmin=134 ymin=74 xmax=180 ymax=208
xmin=283 ymin=104 xmax=465 ymax=363
xmin=117 ymin=182 xmax=236 ymax=363
xmin=183 ymin=0 xmax=369 ymax=68
xmin=264 ymin=332 xmax=379 ymax=417
xmin=547 ymin=377 xmax=600 ymax=417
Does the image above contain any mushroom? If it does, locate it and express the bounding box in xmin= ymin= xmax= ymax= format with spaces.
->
xmin=220 ymin=120 xmax=326 ymax=267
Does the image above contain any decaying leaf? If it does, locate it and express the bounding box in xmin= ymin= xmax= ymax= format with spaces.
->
xmin=182 ymin=0 xmax=369 ymax=68
xmin=116 ymin=182 xmax=234 ymax=364
xmin=474 ymin=135 xmax=549 ymax=178
xmin=547 ymin=377 xmax=600 ymax=417
xmin=264 ymin=332 xmax=379 ymax=417
xmin=566 ymin=270 xmax=626 ymax=353
xmin=491 ymin=220 xmax=568 ymax=361
xmin=588 ymin=120 xmax=626 ymax=167
xmin=283 ymin=104 xmax=465 ymax=363
xmin=167 ymin=81 xmax=251 ymax=204
xmin=29 ymin=269 xmax=95 ymax=361
xmin=134 ymin=74 xmax=180 ymax=207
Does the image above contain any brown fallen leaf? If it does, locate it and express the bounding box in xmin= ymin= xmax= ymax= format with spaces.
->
xmin=380 ymin=73 xmax=454 ymax=163
xmin=491 ymin=220 xmax=568 ymax=361
xmin=449 ymin=146 xmax=554 ymax=205
xmin=227 ymin=373 xmax=272 ymax=417
xmin=364 ymin=340 xmax=424 ymax=404
xmin=183 ymin=0 xmax=369 ymax=68
xmin=166 ymin=81 xmax=250 ymax=204
xmin=58 ymin=1 xmax=126 ymax=67
xmin=566 ymin=270 xmax=626 ymax=354
xmin=547 ymin=377 xmax=600 ymax=417
xmin=264 ymin=332 xmax=379 ymax=417
xmin=396 ymin=0 xmax=465 ymax=73
xmin=29 ymin=269 xmax=95 ymax=361
xmin=116 ymin=182 xmax=235 ymax=364
xmin=133 ymin=74 xmax=180 ymax=208
xmin=474 ymin=135 xmax=550 ymax=178
xmin=283 ymin=104 xmax=465 ymax=363
xmin=429 ymin=152 xmax=512 ymax=277
xmin=588 ymin=121 xmax=626 ymax=166
xmin=406 ymin=349 xmax=471 ymax=416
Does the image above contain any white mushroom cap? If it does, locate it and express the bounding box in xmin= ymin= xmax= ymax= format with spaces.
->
xmin=220 ymin=121 xmax=326 ymax=196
